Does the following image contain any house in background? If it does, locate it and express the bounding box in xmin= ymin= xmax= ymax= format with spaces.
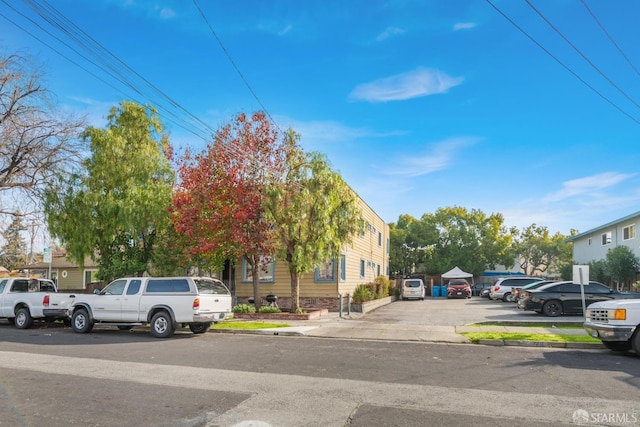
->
xmin=232 ymin=196 xmax=390 ymax=311
xmin=566 ymin=210 xmax=639 ymax=278
xmin=20 ymin=250 xmax=100 ymax=291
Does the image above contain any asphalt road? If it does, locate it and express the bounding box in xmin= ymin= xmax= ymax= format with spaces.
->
xmin=1 ymin=315 xmax=639 ymax=427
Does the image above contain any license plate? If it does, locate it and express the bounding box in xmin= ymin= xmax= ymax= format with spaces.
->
xmin=456 ymin=292 xmax=462 ymax=295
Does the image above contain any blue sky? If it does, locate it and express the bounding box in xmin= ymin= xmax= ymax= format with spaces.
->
xmin=2 ymin=0 xmax=640 ymax=236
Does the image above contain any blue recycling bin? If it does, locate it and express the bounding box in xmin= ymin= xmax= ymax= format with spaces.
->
xmin=432 ymin=285 xmax=440 ymax=297
xmin=441 ymin=285 xmax=448 ymax=298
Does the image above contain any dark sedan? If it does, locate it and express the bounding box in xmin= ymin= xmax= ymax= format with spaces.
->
xmin=517 ymin=281 xmax=640 ymax=317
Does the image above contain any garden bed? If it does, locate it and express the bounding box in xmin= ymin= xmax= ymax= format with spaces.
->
xmin=233 ymin=308 xmax=329 ymax=321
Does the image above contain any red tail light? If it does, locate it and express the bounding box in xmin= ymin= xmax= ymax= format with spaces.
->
xmin=193 ymin=298 xmax=200 ymax=309
xmin=494 ymin=286 xmax=500 ymax=291
xmin=43 ymin=295 xmax=50 ymax=307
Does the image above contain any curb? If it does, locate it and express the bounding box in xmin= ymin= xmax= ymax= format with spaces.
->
xmin=475 ymin=339 xmax=604 ymax=349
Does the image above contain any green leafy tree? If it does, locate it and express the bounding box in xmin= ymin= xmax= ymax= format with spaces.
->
xmin=604 ymin=246 xmax=640 ymax=291
xmin=171 ymin=112 xmax=286 ymax=309
xmin=0 ymin=214 xmax=28 ymax=271
xmin=263 ymin=132 xmax=361 ymax=313
xmin=512 ymin=224 xmax=573 ymax=277
xmin=588 ymin=259 xmax=609 ymax=284
xmin=421 ymin=207 xmax=514 ymax=277
xmin=44 ymin=101 xmax=175 ymax=282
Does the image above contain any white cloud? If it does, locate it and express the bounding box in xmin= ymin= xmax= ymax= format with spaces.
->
xmin=542 ymin=172 xmax=635 ymax=203
xmin=158 ymin=7 xmax=176 ymax=20
xmin=384 ymin=137 xmax=482 ymax=177
xmin=376 ymin=26 xmax=405 ymax=41
xmin=349 ymin=67 xmax=463 ymax=102
xmin=278 ymin=24 xmax=293 ymax=36
xmin=453 ymin=22 xmax=476 ymax=31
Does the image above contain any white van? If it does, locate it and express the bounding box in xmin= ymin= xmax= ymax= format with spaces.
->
xmin=402 ymin=278 xmax=425 ymax=300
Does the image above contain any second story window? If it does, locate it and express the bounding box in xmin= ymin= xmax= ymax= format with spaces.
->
xmin=623 ymin=225 xmax=636 ymax=241
xmin=601 ymin=232 xmax=612 ymax=246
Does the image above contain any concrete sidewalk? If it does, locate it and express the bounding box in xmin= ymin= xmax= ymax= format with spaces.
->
xmin=212 ymin=311 xmax=604 ymax=349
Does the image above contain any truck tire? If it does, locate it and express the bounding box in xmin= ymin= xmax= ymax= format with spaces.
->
xmin=15 ymin=307 xmax=33 ymax=329
xmin=71 ymin=309 xmax=94 ymax=333
xmin=602 ymin=341 xmax=632 ymax=352
xmin=542 ymin=300 xmax=563 ymax=317
xmin=150 ymin=311 xmax=175 ymax=338
xmin=632 ymin=328 xmax=640 ymax=355
xmin=189 ymin=322 xmax=211 ymax=334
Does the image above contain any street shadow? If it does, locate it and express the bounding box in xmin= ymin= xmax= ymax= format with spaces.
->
xmin=0 ymin=321 xmax=202 ymax=346
xmin=508 ymin=349 xmax=640 ymax=390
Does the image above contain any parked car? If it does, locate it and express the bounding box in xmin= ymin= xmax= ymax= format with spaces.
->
xmin=471 ymin=283 xmax=492 ymax=297
xmin=446 ymin=279 xmax=471 ymax=299
xmin=511 ymin=280 xmax=556 ymax=303
xmin=517 ymin=281 xmax=640 ymax=317
xmin=489 ymin=277 xmax=542 ymax=302
xmin=480 ymin=287 xmax=491 ymax=298
xmin=402 ymin=278 xmax=425 ymax=300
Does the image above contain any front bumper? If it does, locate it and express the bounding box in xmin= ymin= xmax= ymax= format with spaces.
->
xmin=583 ymin=321 xmax=636 ymax=341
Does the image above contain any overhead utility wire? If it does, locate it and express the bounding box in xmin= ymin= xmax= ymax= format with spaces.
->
xmin=191 ymin=0 xmax=283 ymax=134
xmin=2 ymin=0 xmax=210 ymax=141
xmin=580 ymin=0 xmax=640 ymax=80
xmin=525 ymin=0 xmax=640 ymax=111
xmin=2 ymin=1 xmax=208 ymax=141
xmin=25 ymin=0 xmax=216 ymax=139
xmin=485 ymin=0 xmax=640 ymax=126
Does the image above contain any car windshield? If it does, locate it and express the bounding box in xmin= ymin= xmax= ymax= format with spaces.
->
xmin=194 ymin=278 xmax=230 ymax=295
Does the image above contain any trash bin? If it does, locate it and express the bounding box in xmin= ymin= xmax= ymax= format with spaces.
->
xmin=441 ymin=286 xmax=448 ymax=298
xmin=432 ymin=285 xmax=440 ymax=298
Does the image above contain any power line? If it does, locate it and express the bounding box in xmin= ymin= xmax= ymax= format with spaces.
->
xmin=485 ymin=0 xmax=640 ymax=126
xmin=580 ymin=0 xmax=640 ymax=80
xmin=191 ymin=0 xmax=283 ymax=134
xmin=525 ymin=0 xmax=640 ymax=111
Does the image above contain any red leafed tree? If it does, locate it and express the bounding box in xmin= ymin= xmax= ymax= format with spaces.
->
xmin=171 ymin=112 xmax=285 ymax=309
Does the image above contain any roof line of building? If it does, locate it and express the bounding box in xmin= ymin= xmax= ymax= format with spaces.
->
xmin=566 ymin=210 xmax=640 ymax=242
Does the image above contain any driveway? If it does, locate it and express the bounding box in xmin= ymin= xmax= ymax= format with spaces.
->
xmin=355 ymin=296 xmax=585 ymax=326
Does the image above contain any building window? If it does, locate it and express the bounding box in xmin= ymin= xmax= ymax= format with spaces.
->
xmin=377 ymin=264 xmax=381 ymax=277
xmin=623 ymin=225 xmax=636 ymax=241
xmin=588 ymin=238 xmax=592 ymax=246
xmin=242 ymin=255 xmax=275 ymax=283
xmin=340 ymin=255 xmax=346 ymax=281
xmin=360 ymin=259 xmax=365 ymax=278
xmin=315 ymin=260 xmax=335 ymax=282
xmin=378 ymin=232 xmax=382 ymax=246
xmin=387 ymin=237 xmax=390 ymax=254
xmin=84 ymin=269 xmax=99 ymax=287
xmin=601 ymin=232 xmax=612 ymax=246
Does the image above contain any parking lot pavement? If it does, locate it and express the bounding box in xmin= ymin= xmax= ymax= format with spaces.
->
xmin=219 ymin=297 xmax=601 ymax=348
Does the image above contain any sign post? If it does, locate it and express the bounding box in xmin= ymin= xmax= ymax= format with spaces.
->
xmin=573 ymin=265 xmax=589 ymax=320
xmin=43 ymin=248 xmax=52 ymax=280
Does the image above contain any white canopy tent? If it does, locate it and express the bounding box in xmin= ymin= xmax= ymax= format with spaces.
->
xmin=441 ymin=266 xmax=474 ymax=284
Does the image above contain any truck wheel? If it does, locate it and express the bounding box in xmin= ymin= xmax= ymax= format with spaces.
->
xmin=632 ymin=328 xmax=640 ymax=355
xmin=602 ymin=341 xmax=632 ymax=352
xmin=502 ymin=292 xmax=512 ymax=302
xmin=71 ymin=309 xmax=94 ymax=333
xmin=542 ymin=300 xmax=562 ymax=317
xmin=15 ymin=308 xmax=33 ymax=329
xmin=150 ymin=311 xmax=175 ymax=338
xmin=189 ymin=322 xmax=211 ymax=334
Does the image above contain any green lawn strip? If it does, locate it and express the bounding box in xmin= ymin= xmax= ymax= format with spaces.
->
xmin=461 ymin=332 xmax=601 ymax=343
xmin=212 ymin=321 xmax=291 ymax=330
xmin=468 ymin=322 xmax=583 ymax=329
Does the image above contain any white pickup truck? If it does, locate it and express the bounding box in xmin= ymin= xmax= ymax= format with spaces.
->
xmin=584 ymin=299 xmax=640 ymax=355
xmin=67 ymin=276 xmax=232 ymax=338
xmin=0 ymin=277 xmax=73 ymax=328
